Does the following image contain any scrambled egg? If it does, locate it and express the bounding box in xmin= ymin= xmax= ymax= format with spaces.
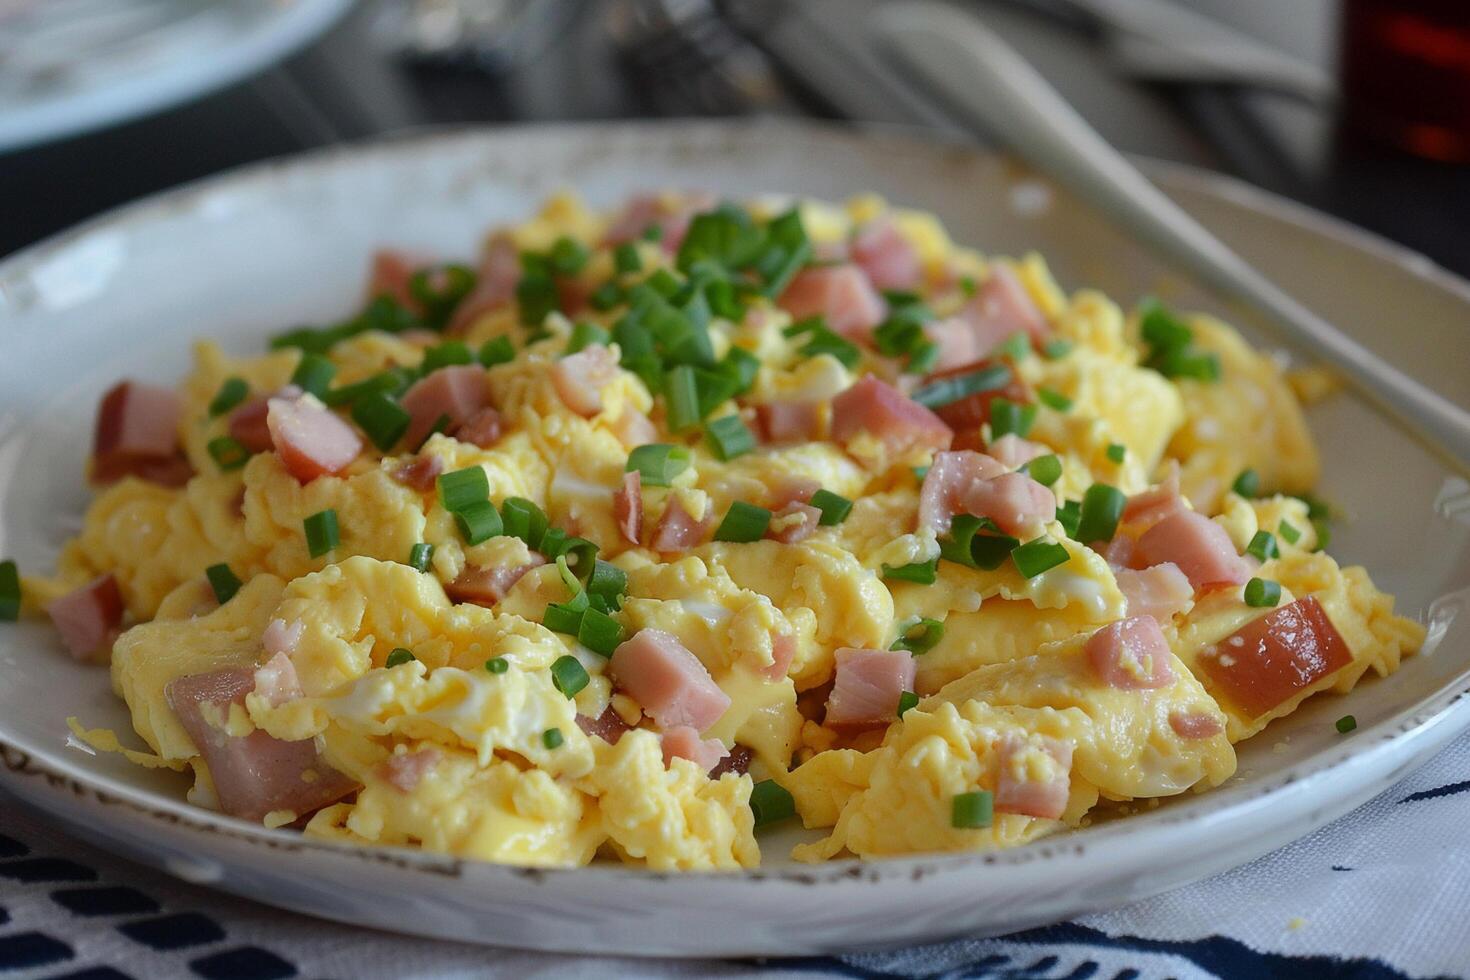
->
xmin=20 ymin=191 xmax=1424 ymax=870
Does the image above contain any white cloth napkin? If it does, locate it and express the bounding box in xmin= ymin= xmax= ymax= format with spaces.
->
xmin=3 ymin=733 xmax=1469 ymax=980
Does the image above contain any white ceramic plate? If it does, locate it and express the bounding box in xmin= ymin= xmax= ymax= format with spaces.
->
xmin=1 ymin=121 xmax=1468 ymax=957
xmin=0 ymin=0 xmax=352 ymax=153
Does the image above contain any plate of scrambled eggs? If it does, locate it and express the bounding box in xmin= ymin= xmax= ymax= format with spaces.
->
xmin=1 ymin=121 xmax=1467 ymax=955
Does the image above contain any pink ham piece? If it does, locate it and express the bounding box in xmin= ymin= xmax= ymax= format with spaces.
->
xmin=1122 ymin=463 xmax=1185 ymax=532
xmin=266 ymin=395 xmax=363 ymax=483
xmin=1102 ymin=533 xmax=1135 ymax=570
xmin=166 ymin=666 xmax=357 ymax=822
xmin=47 ymin=575 xmax=124 ymax=661
xmin=228 ymin=385 xmax=301 ymax=455
xmin=850 ymin=219 xmax=921 ymax=292
xmin=824 ymin=648 xmax=916 ymax=727
xmin=91 ymin=381 xmax=184 ymax=485
xmin=613 ymin=471 xmax=643 ymax=545
xmin=917 ymin=451 xmax=1053 ymax=537
xmin=1085 ymin=615 xmax=1176 ymax=690
xmin=661 ymin=725 xmax=731 ymax=773
xmin=391 ymin=453 xmax=443 ymax=492
xmin=608 ymin=628 xmax=731 ymax=732
xmin=1133 ymin=510 xmax=1252 ymax=592
xmin=447 ymin=235 xmax=520 ymax=334
xmin=994 ymin=735 xmax=1073 ymax=820
xmin=377 ymin=748 xmax=441 ymax=793
xmin=576 ymin=706 xmax=631 ymax=745
xmin=1169 ymin=710 xmax=1226 ymax=740
xmin=777 ymin=264 xmax=886 ymax=341
xmin=650 ymin=496 xmax=711 ymax=553
xmin=766 ymin=476 xmax=820 ymax=510
xmin=954 ymin=266 xmax=1050 ymax=356
xmin=921 ymin=316 xmax=989 ymax=373
xmin=455 ymin=407 xmax=503 ymax=449
xmin=367 ymin=249 xmax=423 ymax=309
xmin=831 ymin=376 xmax=952 ymax=458
xmin=1115 ymin=563 xmax=1194 ymax=623
xmin=251 ymin=652 xmax=303 ymax=708
xmin=755 ymin=400 xmax=822 ymax=444
xmin=918 ymin=450 xmax=1006 ymax=533
xmin=763 ymin=632 xmax=797 ymax=682
xmin=608 ymin=408 xmax=658 ymax=450
xmin=400 ymin=365 xmax=490 ymax=450
xmin=551 ymin=345 xmax=620 ymax=418
xmin=602 ymin=192 xmax=711 ymax=254
xmin=767 ymin=501 xmax=821 ymax=544
xmin=262 ymin=619 xmax=304 ymax=658
xmin=987 ymin=433 xmax=1047 ymax=469
xmin=444 ymin=555 xmax=546 ymax=607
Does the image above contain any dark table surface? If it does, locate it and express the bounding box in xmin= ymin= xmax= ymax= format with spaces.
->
xmin=3 ymin=0 xmax=1468 ymax=279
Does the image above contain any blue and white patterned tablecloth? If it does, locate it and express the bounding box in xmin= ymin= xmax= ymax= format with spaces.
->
xmin=3 ymin=733 xmax=1469 ymax=980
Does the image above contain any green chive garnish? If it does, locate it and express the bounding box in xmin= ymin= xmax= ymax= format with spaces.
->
xmin=589 ymin=281 xmax=624 ymax=311
xmin=291 ymin=353 xmax=337 ymax=398
xmin=897 ymin=691 xmax=920 ymax=718
xmin=409 ymin=264 xmax=476 ymax=328
xmin=993 ymin=331 xmax=1031 ymax=362
xmin=585 ymin=559 xmax=627 ymax=602
xmin=303 ymin=509 xmax=339 ymax=558
xmin=208 ymin=377 xmax=250 ymax=417
xmin=438 ymin=466 xmax=489 ymax=512
xmin=1012 ymin=538 xmax=1070 ymax=578
xmin=951 ymin=790 xmax=994 ymax=829
xmin=989 ymin=398 xmax=1037 ymax=439
xmin=1232 ymin=468 xmax=1261 ymax=498
xmin=385 ymin=648 xmax=416 ymax=668
xmin=1074 ymin=483 xmax=1125 ymax=544
xmin=939 ymin=515 xmax=1019 ymax=571
xmin=704 ymin=415 xmax=756 ymax=461
xmin=549 ymin=236 xmax=591 ymax=276
xmin=891 ymin=617 xmax=944 ymax=655
xmin=1023 ymin=454 xmax=1062 ymax=487
xmin=454 ymin=500 xmax=502 ymax=545
xmin=614 ymin=242 xmax=642 ymax=275
xmin=1246 ymin=530 xmax=1279 ymax=563
xmin=749 ymin=779 xmax=796 ymax=828
xmin=500 ymin=497 xmax=549 ymax=550
xmin=911 ymin=364 xmax=1011 ymax=410
xmin=1037 ymin=387 xmax=1072 ymax=412
xmin=485 ymin=656 xmax=509 ymax=674
xmin=626 ymin=444 xmax=691 ymax=487
xmin=1056 ymin=499 xmax=1082 ymax=539
xmin=1138 ymin=298 xmax=1222 ymax=382
xmin=422 ymin=340 xmax=474 ymax=373
xmin=882 ymin=558 xmax=939 ymax=584
xmin=714 ymin=501 xmax=772 ymax=543
xmin=566 ymin=321 xmax=610 ymax=355
xmin=809 ymin=489 xmax=853 ymax=526
xmin=1278 ymin=520 xmax=1302 ymax=545
xmin=1244 ymin=577 xmax=1281 ymax=607
xmin=551 ymin=655 xmax=589 ymax=698
xmin=797 ymin=324 xmax=862 ymax=370
xmin=207 ymin=435 xmax=250 ymax=471
xmin=0 ymin=560 xmax=21 ymax=622
xmin=958 ymin=275 xmax=977 ymax=297
xmin=320 ymin=369 xmax=409 ymax=408
xmin=205 ymin=563 xmax=241 ymax=605
xmin=1106 ymin=443 xmax=1126 ymax=464
xmin=665 ymin=365 xmax=702 ymax=432
xmin=478 ymin=335 xmax=515 ymax=367
xmin=408 ymin=542 xmax=433 ymax=573
xmin=352 ymin=392 xmax=412 ymax=451
xmin=1335 ymin=714 xmax=1357 ymax=734
xmin=542 ymin=727 xmax=565 ymax=750
xmin=577 ymin=607 xmax=625 ymax=656
xmin=1042 ymin=339 xmax=1073 ymax=360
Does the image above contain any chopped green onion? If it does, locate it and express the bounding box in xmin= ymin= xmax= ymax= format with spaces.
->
xmin=352 ymin=392 xmax=412 ymax=451
xmin=438 ymin=466 xmax=489 ymax=512
xmin=718 ymin=347 xmax=761 ymax=394
xmin=906 ymin=341 xmax=940 ymax=375
xmin=385 ymin=648 xmax=416 ymax=668
xmin=1244 ymin=577 xmax=1281 ymax=607
xmin=422 ymin=340 xmax=474 ymax=373
xmin=303 ymin=509 xmax=339 ymax=558
xmin=545 ymin=534 xmax=598 ymax=580
xmin=565 ymin=321 xmax=610 ymax=355
xmin=641 ymin=223 xmax=664 ymax=242
xmin=1335 ymin=714 xmax=1357 ymax=734
xmin=911 ymin=364 xmax=1012 ymax=410
xmin=541 ymin=727 xmax=565 ymax=750
xmin=1074 ymin=483 xmax=1126 ymax=544
xmin=1278 ymin=520 xmax=1302 ymax=545
xmin=646 ymin=268 xmax=682 ymax=298
xmin=704 ymin=415 xmax=756 ymax=461
xmin=586 ymin=559 xmax=627 ymax=600
xmin=550 ymin=654 xmax=589 ymax=698
xmin=1057 ymin=499 xmax=1082 ymax=539
xmin=549 ymin=236 xmax=590 ymax=276
xmin=749 ymin=779 xmax=796 ymax=828
xmin=665 ymin=365 xmax=701 ymax=432
xmin=0 ymin=559 xmax=21 ymax=622
xmin=959 ymin=275 xmax=977 ymax=297
xmin=951 ymin=790 xmax=993 ymax=829
xmin=485 ymin=656 xmax=509 ymax=674
xmin=555 ymin=554 xmax=582 ymax=596
xmin=1105 ymin=443 xmax=1126 ymax=464
xmin=809 ymin=489 xmax=853 ymax=526
xmin=500 ymin=497 xmax=548 ymax=550
xmin=321 ymin=369 xmax=408 ymax=408
xmin=207 ymin=435 xmax=250 ymax=471
xmin=1023 ymin=454 xmax=1062 ymax=487
xmin=989 ymin=398 xmax=1038 ymax=439
xmin=1246 ymin=530 xmax=1279 ymax=563
xmin=912 ymin=465 xmax=930 ymax=481
xmin=626 ymin=444 xmax=691 ymax=487
xmin=1012 ymin=538 xmax=1070 ymax=578
xmin=797 ymin=325 xmax=862 ymax=370
xmin=454 ymin=500 xmax=502 ymax=545
xmin=1037 ymin=387 xmax=1073 ymax=412
xmin=538 ymin=527 xmax=569 ymax=562
xmin=478 ymin=335 xmax=515 ymax=367
xmin=714 ymin=501 xmax=772 ymax=543
xmin=677 ymin=205 xmax=766 ymax=274
xmin=993 ymin=331 xmax=1031 ymax=362
xmin=882 ymin=558 xmax=939 ymax=584
xmin=614 ymin=242 xmax=642 ymax=275
xmin=589 ymin=281 xmax=624 ymax=311
xmin=1232 ymin=468 xmax=1261 ymax=498
xmin=409 ymin=264 xmax=476 ymax=328
xmin=206 ymin=563 xmax=241 ymax=605
xmin=408 ymin=542 xmax=434 ymax=573
xmin=516 ymin=266 xmax=559 ymax=326
xmin=891 ymin=617 xmax=944 ymax=655
xmin=542 ymin=601 xmax=584 ymax=635
xmin=208 ymin=377 xmax=250 ymax=417
xmin=1139 ymin=299 xmax=1193 ymax=350
xmin=940 ymin=514 xmax=1019 ymax=571
xmin=1313 ymin=520 xmax=1332 ymax=551
xmin=692 ymin=366 xmax=741 ymax=418
xmin=289 ymin=354 xmax=337 ymax=398
xmin=1156 ymin=349 xmax=1221 ymax=381
xmin=577 ymin=607 xmax=625 ymax=656
xmin=1042 ymin=339 xmax=1074 ymax=360
xmin=897 ymin=691 xmax=920 ymax=718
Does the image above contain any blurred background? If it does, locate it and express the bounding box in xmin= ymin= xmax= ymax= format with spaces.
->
xmin=2 ymin=0 xmax=1468 ymax=274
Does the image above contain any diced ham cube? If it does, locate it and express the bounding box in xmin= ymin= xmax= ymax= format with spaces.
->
xmin=608 ymin=408 xmax=658 ymax=450
xmin=850 ymin=219 xmax=921 ymax=292
xmin=444 ymin=555 xmax=546 ymax=607
xmin=777 ymin=264 xmax=886 ymax=341
xmin=391 ymin=453 xmax=443 ymax=492
xmin=831 ymin=376 xmax=952 ymax=458
xmin=1085 ymin=615 xmax=1176 ymax=690
xmin=91 ymin=381 xmax=184 ymax=485
xmin=1133 ymin=510 xmax=1252 ymax=592
xmin=1200 ymin=596 xmax=1352 ymax=718
xmin=576 ymin=706 xmax=631 ymax=745
xmin=1114 ymin=563 xmax=1194 ymax=623
xmin=267 ymin=395 xmax=363 ymax=482
xmin=608 ymin=628 xmax=731 ymax=732
xmin=551 ymin=345 xmax=620 ymax=418
xmin=1122 ymin=462 xmax=1185 ymax=532
xmin=987 ymin=433 xmax=1047 ymax=469
xmin=47 ymin=575 xmax=124 ymax=661
xmin=661 ymin=725 xmax=731 ymax=773
xmin=1168 ymin=710 xmax=1226 ymax=740
xmin=377 ymin=748 xmax=441 ymax=793
xmin=755 ymin=400 xmax=822 ymax=444
xmin=994 ymin=735 xmax=1073 ymax=820
xmin=613 ymin=471 xmax=643 ymax=546
xmin=763 ymin=632 xmax=797 ymax=682
xmin=251 ymin=651 xmax=303 ymax=708
xmin=1102 ymin=533 xmax=1135 ymax=570
xmin=262 ymin=618 xmax=304 ymax=658
xmin=955 ymin=266 xmax=1049 ymax=355
xmin=767 ymin=502 xmax=821 ymax=544
xmin=824 ymin=648 xmax=916 ymax=727
xmin=455 ymin=407 xmax=503 ymax=449
xmin=766 ymin=476 xmax=820 ymax=510
xmin=918 ymin=450 xmax=1006 ymax=533
xmin=227 ymin=385 xmax=301 ymax=455
xmin=447 ymin=235 xmax=520 ymax=334
xmin=650 ymin=496 xmax=711 ymax=553
xmin=921 ymin=316 xmax=989 ymax=373
xmin=961 ymin=471 xmax=1056 ymax=538
xmin=400 ymin=365 xmax=490 ymax=450
xmin=367 ymin=249 xmax=424 ymax=310
xmin=166 ymin=667 xmax=357 ymax=821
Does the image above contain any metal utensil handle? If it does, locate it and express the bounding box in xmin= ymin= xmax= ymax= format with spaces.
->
xmin=881 ymin=1 xmax=1470 ymax=473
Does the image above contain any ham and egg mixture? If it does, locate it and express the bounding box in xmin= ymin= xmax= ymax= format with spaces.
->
xmin=6 ymin=191 xmax=1424 ymax=869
